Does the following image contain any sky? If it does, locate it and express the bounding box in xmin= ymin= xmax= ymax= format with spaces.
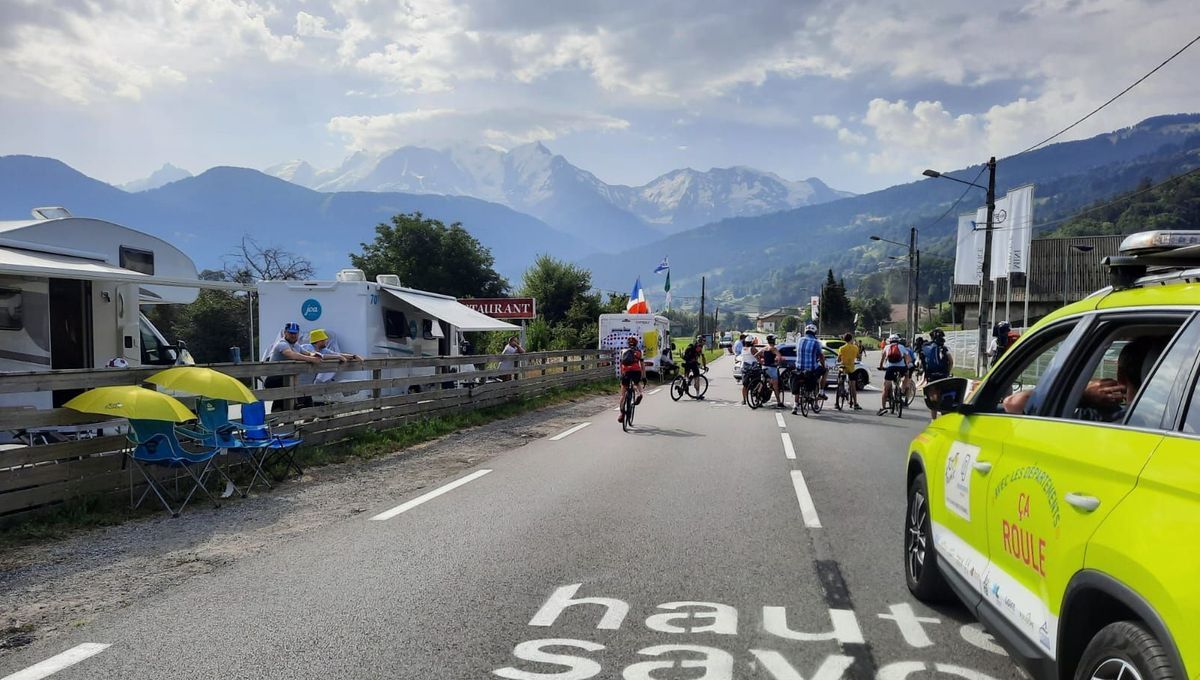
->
xmin=2 ymin=0 xmax=1199 ymax=195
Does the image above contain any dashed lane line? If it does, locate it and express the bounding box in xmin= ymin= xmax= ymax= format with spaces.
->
xmin=775 ymin=412 xmax=786 ymax=428
xmin=550 ymin=422 xmax=592 ymax=441
xmin=369 ymin=470 xmax=492 ymax=521
xmin=789 ymin=469 xmax=822 ymax=528
xmin=1 ymin=643 xmax=111 ymax=680
xmin=780 ymin=432 xmax=796 ymax=460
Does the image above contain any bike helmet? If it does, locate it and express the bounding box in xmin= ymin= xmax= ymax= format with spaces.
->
xmin=887 ymin=334 xmax=900 ymax=343
xmin=766 ymin=334 xmax=776 ymax=344
xmin=931 ymin=328 xmax=946 ymax=343
xmin=804 ymin=324 xmax=818 ymax=334
xmin=627 ymin=335 xmax=638 ymax=346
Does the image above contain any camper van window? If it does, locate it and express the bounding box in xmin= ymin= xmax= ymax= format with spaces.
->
xmin=140 ymin=324 xmax=175 ymax=365
xmin=422 ymin=319 xmax=436 ymax=339
xmin=119 ymin=246 xmax=155 ymax=275
xmin=0 ymin=288 xmax=22 ymax=330
xmin=384 ymin=309 xmax=409 ymax=339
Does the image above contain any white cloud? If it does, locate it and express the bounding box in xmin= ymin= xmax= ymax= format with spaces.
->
xmin=327 ymin=108 xmax=630 ymax=151
xmin=836 ymin=127 xmax=867 ymax=146
xmin=812 ymin=114 xmax=841 ymax=130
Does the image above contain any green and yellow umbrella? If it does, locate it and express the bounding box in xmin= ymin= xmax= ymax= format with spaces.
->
xmin=146 ymin=366 xmax=257 ymax=404
xmin=64 ymin=386 xmax=195 ymax=423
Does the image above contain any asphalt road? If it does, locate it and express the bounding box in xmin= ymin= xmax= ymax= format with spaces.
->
xmin=0 ymin=356 xmax=1024 ymax=680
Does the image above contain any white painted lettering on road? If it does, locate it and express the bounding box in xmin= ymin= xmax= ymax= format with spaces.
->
xmin=530 ymin=584 xmax=629 ymax=630
xmin=750 ymin=650 xmax=854 ymax=680
xmin=368 ymin=469 xmax=492 ymax=521
xmin=876 ymin=662 xmax=1003 ymax=680
xmin=1 ymin=643 xmax=111 ymax=680
xmin=623 ymin=644 xmax=733 ymax=680
xmin=878 ymin=603 xmax=940 ymax=648
xmin=762 ymin=606 xmax=863 ymax=644
xmin=781 ymin=433 xmax=796 ymax=460
xmin=789 ymin=470 xmax=821 ymax=527
xmin=550 ymin=423 xmax=591 ymax=441
xmin=775 ymin=413 xmax=786 ymax=428
xmin=960 ymin=623 xmax=1008 ymax=656
xmin=492 ymin=638 xmax=604 ymax=680
xmin=645 ymin=602 xmax=737 ymax=635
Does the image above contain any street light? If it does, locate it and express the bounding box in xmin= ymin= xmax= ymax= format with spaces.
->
xmin=923 ymin=158 xmax=997 ymax=375
xmin=868 ymin=229 xmax=919 ymax=341
xmin=1063 ymin=244 xmax=1095 ymax=306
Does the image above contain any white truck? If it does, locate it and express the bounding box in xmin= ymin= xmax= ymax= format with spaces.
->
xmin=256 ymin=269 xmax=518 ymax=399
xmin=598 ymin=313 xmax=672 ymax=377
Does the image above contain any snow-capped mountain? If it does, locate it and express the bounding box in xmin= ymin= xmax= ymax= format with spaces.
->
xmin=267 ymin=143 xmax=852 ymax=251
xmin=119 ymin=163 xmax=192 ymax=192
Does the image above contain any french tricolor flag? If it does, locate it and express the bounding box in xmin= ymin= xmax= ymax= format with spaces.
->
xmin=627 ymin=277 xmax=650 ymax=314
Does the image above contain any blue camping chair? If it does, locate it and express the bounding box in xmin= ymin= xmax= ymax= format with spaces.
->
xmin=176 ymin=398 xmax=273 ymax=496
xmin=234 ymin=401 xmax=304 ymax=482
xmin=126 ymin=419 xmax=228 ymax=517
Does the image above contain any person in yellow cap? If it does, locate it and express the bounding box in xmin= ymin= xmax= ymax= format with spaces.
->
xmin=304 ymin=329 xmax=362 ymax=363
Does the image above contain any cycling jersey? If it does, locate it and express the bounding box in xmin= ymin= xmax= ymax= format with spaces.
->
xmin=619 ymin=348 xmax=644 ymax=374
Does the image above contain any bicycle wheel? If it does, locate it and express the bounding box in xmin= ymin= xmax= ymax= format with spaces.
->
xmin=903 ymin=380 xmax=917 ymax=406
xmin=895 ymin=388 xmax=905 ymax=418
xmin=622 ymin=391 xmax=633 ymax=432
xmin=670 ymin=377 xmax=685 ymax=401
xmin=799 ymin=390 xmax=809 ymax=417
xmin=748 ymin=382 xmax=762 ymax=409
xmin=835 ymin=377 xmax=846 ymax=411
xmin=689 ymin=375 xmax=709 ymax=398
xmin=810 ymin=390 xmax=823 ymax=414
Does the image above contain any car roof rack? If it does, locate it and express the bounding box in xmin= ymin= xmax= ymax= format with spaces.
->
xmin=1104 ymin=231 xmax=1200 ymax=290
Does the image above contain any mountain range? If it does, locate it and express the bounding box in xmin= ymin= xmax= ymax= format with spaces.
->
xmin=263 ymin=143 xmax=852 ymax=252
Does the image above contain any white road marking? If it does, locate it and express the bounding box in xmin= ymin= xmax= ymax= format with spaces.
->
xmin=369 ymin=470 xmax=492 ymax=521
xmin=648 ymin=388 xmax=662 ymax=395
xmin=790 ymin=469 xmax=822 ymax=528
xmin=1 ymin=643 xmax=111 ymax=680
xmin=878 ymin=603 xmax=940 ymax=648
xmin=780 ymin=432 xmax=796 ymax=460
xmin=775 ymin=413 xmax=786 ymax=428
xmin=550 ymin=422 xmax=592 ymax=441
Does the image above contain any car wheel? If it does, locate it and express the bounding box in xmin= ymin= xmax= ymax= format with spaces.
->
xmin=1075 ymin=621 xmax=1175 ymax=680
xmin=905 ymin=473 xmax=952 ymax=602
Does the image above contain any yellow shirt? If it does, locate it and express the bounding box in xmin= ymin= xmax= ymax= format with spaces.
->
xmin=837 ymin=343 xmax=860 ymax=372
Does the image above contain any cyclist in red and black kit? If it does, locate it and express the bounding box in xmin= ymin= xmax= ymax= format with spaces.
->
xmin=617 ymin=335 xmax=646 ymax=424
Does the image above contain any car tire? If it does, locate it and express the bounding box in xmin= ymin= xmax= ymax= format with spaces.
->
xmin=905 ymin=473 xmax=953 ymax=603
xmin=1074 ymin=621 xmax=1175 ymax=680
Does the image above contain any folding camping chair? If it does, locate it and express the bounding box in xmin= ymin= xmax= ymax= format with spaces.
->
xmin=126 ymin=419 xmax=228 ymax=517
xmin=234 ymin=401 xmax=304 ymax=482
xmin=177 ymin=398 xmax=273 ymax=496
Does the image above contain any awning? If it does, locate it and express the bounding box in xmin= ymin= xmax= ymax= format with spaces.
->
xmin=0 ymin=247 xmax=251 ymax=292
xmin=383 ymin=288 xmax=519 ymax=332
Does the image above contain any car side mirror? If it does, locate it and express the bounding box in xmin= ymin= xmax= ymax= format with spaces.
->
xmin=924 ymin=377 xmax=969 ymax=414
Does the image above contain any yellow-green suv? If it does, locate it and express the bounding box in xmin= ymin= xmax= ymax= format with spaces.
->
xmin=906 ymin=230 xmax=1200 ymax=680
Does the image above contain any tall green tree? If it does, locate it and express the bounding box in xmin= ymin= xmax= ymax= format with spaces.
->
xmin=819 ymin=269 xmax=855 ymax=334
xmin=350 ymin=212 xmax=508 ymax=298
xmin=518 ymin=255 xmax=593 ymax=324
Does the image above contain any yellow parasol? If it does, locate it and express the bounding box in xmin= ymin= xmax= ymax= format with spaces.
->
xmin=145 ymin=366 xmax=257 ymax=404
xmin=64 ymin=386 xmax=195 ymax=423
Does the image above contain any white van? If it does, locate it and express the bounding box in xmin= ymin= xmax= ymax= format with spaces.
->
xmin=256 ymin=269 xmax=518 ymax=399
xmin=598 ymin=313 xmax=672 ymax=376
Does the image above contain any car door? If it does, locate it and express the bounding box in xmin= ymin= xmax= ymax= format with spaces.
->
xmin=929 ymin=319 xmax=1088 ymax=607
xmin=981 ymin=312 xmax=1192 ymax=661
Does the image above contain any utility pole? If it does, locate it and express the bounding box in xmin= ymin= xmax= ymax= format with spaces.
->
xmin=914 ymin=247 xmax=921 ymax=335
xmin=977 ymin=157 xmax=997 ymax=375
xmin=907 ymin=226 xmax=916 ymax=340
xmin=699 ymin=276 xmax=706 ymax=343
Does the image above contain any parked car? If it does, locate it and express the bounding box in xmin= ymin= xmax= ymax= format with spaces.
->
xmin=903 ymin=230 xmax=1200 ymax=680
xmin=766 ymin=342 xmax=870 ymax=389
xmin=719 ymin=333 xmax=733 ymax=349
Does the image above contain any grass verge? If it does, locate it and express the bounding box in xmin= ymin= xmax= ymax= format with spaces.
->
xmin=0 ymin=378 xmax=619 ymax=547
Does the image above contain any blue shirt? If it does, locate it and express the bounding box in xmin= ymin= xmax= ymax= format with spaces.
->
xmin=796 ymin=335 xmax=824 ymax=371
xmin=733 ymin=340 xmax=744 ymax=355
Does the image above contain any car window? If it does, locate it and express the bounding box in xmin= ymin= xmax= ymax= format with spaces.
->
xmin=1127 ymin=315 xmax=1200 ymax=431
xmin=1183 ymin=376 xmax=1200 ymax=436
xmin=1057 ymin=319 xmax=1187 ymax=425
xmin=974 ymin=321 xmax=1080 ymax=415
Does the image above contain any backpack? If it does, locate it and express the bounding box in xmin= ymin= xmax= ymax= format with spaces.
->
xmin=683 ymin=345 xmax=698 ymax=362
xmin=620 ymin=348 xmax=638 ymax=366
xmin=886 ymin=343 xmax=903 ymax=362
xmin=923 ymin=344 xmax=947 ymax=373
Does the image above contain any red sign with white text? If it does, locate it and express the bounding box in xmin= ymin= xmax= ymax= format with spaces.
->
xmin=458 ymin=297 xmax=537 ymax=320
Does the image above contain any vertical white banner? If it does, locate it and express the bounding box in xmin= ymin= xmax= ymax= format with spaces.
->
xmin=1006 ymin=185 xmax=1035 ymax=276
xmin=953 ymin=213 xmax=984 ymax=285
xmin=989 ymin=194 xmax=1012 ymax=280
xmin=810 ymin=295 xmax=820 ymax=320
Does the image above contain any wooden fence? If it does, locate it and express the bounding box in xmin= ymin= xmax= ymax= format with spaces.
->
xmin=0 ymin=349 xmax=613 ymax=520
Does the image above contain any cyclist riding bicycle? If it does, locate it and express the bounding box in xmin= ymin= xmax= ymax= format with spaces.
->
xmin=682 ymin=336 xmax=708 ymax=400
xmin=922 ymin=328 xmax=955 ymax=419
xmin=617 ymin=335 xmax=646 ymax=424
xmin=791 ymin=324 xmax=826 ymax=415
xmin=877 ymin=333 xmax=911 ymax=416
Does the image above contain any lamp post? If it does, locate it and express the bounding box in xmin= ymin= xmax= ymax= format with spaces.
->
xmin=870 ymin=227 xmax=918 ymax=341
xmin=923 ymin=158 xmax=996 ymax=375
xmin=1063 ymin=243 xmax=1095 ymax=306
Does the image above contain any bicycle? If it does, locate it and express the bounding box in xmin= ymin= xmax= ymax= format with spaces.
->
xmin=742 ymin=364 xmax=770 ymax=409
xmin=793 ymin=369 xmax=824 ymax=417
xmin=620 ymin=382 xmax=637 ymax=432
xmin=670 ymin=366 xmax=709 ymax=401
xmin=833 ymin=367 xmax=850 ymax=411
xmin=878 ymin=368 xmax=905 ymax=418
xmin=902 ymin=371 xmax=919 ymax=406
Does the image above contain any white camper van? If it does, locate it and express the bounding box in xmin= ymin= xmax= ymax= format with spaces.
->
xmin=0 ymin=209 xmax=247 ymax=408
xmin=256 ymin=269 xmax=518 ymax=399
xmin=598 ymin=313 xmax=671 ymax=376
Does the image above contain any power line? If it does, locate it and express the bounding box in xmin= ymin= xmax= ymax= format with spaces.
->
xmin=923 ymin=165 xmax=989 ymax=231
xmin=1015 ymin=32 xmax=1200 ymax=157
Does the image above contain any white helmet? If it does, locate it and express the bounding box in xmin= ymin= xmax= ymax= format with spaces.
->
xmin=805 ymin=324 xmax=818 ymax=334
xmin=887 ymin=334 xmax=901 ymax=343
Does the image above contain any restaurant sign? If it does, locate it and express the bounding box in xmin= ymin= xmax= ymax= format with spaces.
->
xmin=458 ymin=297 xmax=537 ymax=320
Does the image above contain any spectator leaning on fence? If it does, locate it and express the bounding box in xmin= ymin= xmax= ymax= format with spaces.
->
xmin=264 ymin=321 xmax=322 ymax=411
xmin=500 ymin=336 xmax=525 ymax=380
